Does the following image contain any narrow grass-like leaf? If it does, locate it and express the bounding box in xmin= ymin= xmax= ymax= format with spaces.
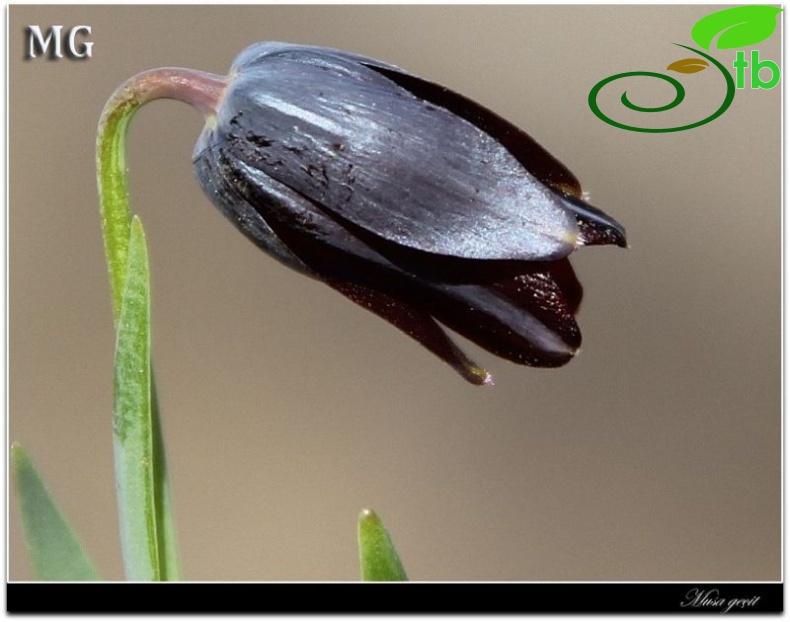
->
xmin=113 ymin=217 xmax=159 ymax=580
xmin=358 ymin=509 xmax=408 ymax=581
xmin=150 ymin=375 xmax=180 ymax=580
xmin=11 ymin=443 xmax=100 ymax=581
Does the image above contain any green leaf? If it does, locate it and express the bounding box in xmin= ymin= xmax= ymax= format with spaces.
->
xmin=11 ymin=443 xmax=100 ymax=581
xmin=150 ymin=375 xmax=180 ymax=580
xmin=113 ymin=216 xmax=160 ymax=581
xmin=691 ymin=6 xmax=782 ymax=50
xmin=358 ymin=509 xmax=408 ymax=581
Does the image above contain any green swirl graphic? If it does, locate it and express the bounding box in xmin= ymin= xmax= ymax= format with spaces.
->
xmin=589 ymin=44 xmax=735 ymax=133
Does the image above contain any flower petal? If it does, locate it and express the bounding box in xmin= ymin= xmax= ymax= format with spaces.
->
xmin=402 ymin=260 xmax=584 ymax=368
xmin=325 ymin=279 xmax=492 ymax=385
xmin=429 ymin=293 xmax=576 ymax=370
xmin=490 ymin=259 xmax=582 ymax=348
xmin=231 ymin=42 xmax=585 ymax=200
xmin=219 ymin=46 xmax=580 ymax=261
xmin=366 ymin=64 xmax=584 ymax=200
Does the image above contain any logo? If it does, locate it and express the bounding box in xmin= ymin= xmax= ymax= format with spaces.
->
xmin=25 ymin=25 xmax=93 ymax=60
xmin=589 ymin=6 xmax=781 ymax=133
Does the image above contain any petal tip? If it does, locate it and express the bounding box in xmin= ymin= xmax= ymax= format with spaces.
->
xmin=559 ymin=192 xmax=627 ymax=249
xmin=465 ymin=365 xmax=494 ymax=386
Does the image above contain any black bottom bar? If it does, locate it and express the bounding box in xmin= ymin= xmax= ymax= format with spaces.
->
xmin=6 ymin=582 xmax=783 ymax=614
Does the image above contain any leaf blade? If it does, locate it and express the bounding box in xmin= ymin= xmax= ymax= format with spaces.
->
xmin=358 ymin=509 xmax=408 ymax=581
xmin=113 ymin=216 xmax=159 ymax=581
xmin=11 ymin=443 xmax=100 ymax=581
xmin=150 ymin=375 xmax=181 ymax=580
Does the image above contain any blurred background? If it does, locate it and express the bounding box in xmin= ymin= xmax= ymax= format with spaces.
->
xmin=9 ymin=5 xmax=780 ymax=581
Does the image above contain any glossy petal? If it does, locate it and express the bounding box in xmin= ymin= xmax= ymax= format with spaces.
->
xmin=211 ymin=44 xmax=580 ymax=261
xmin=421 ymin=269 xmax=581 ymax=368
xmin=231 ymin=42 xmax=585 ymax=199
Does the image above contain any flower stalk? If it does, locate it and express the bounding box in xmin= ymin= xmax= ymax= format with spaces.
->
xmin=97 ymin=67 xmax=226 ymax=581
xmin=97 ymin=67 xmax=226 ymax=320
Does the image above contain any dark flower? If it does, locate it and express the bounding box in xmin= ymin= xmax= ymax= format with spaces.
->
xmin=193 ymin=42 xmax=627 ymax=384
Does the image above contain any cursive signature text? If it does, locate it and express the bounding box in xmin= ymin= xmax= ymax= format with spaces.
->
xmin=680 ymin=588 xmax=761 ymax=613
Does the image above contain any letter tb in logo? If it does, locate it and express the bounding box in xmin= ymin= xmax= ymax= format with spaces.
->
xmin=733 ymin=50 xmax=780 ymax=89
xmin=26 ymin=25 xmax=93 ymax=60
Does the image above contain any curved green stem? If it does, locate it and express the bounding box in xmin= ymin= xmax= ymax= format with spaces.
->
xmin=97 ymin=67 xmax=226 ymax=581
xmin=97 ymin=67 xmax=226 ymax=320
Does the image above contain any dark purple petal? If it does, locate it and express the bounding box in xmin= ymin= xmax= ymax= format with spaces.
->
xmin=365 ymin=64 xmax=585 ymax=200
xmin=418 ymin=260 xmax=583 ymax=368
xmin=539 ymin=258 xmax=583 ymax=315
xmin=193 ymin=126 xmax=313 ymax=276
xmin=216 ymin=45 xmax=580 ymax=261
xmin=231 ymin=42 xmax=586 ymax=200
xmin=490 ymin=260 xmax=582 ymax=350
xmin=324 ymin=279 xmax=492 ymax=385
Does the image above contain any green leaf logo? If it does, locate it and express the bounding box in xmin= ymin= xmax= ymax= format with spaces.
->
xmin=667 ymin=58 xmax=709 ymax=74
xmin=691 ymin=5 xmax=782 ymax=50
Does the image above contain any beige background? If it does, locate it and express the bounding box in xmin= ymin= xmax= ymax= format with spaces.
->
xmin=9 ymin=6 xmax=780 ymax=581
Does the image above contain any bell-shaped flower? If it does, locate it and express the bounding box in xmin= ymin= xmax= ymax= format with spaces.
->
xmin=191 ymin=42 xmax=627 ymax=384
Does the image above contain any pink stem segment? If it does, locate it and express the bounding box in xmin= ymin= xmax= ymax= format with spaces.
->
xmin=102 ymin=67 xmax=228 ymax=120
